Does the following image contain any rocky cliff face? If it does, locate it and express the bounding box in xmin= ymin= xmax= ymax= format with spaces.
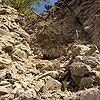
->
xmin=25 ymin=5 xmax=89 ymax=59
xmin=1 ymin=1 xmax=100 ymax=100
xmin=66 ymin=0 xmax=100 ymax=50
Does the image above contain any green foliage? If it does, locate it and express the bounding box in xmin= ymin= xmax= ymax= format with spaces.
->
xmin=57 ymin=0 xmax=71 ymax=15
xmin=58 ymin=1 xmax=66 ymax=8
xmin=44 ymin=4 xmax=52 ymax=12
xmin=5 ymin=0 xmax=50 ymax=21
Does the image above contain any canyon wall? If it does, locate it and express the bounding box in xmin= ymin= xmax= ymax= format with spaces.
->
xmin=66 ymin=0 xmax=100 ymax=50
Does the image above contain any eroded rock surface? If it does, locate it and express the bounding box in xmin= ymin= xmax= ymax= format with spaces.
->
xmin=1 ymin=0 xmax=100 ymax=100
xmin=25 ymin=5 xmax=88 ymax=59
xmin=66 ymin=0 xmax=100 ymax=51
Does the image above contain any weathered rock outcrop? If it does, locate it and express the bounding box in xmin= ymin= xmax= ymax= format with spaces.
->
xmin=66 ymin=0 xmax=100 ymax=51
xmin=25 ymin=5 xmax=89 ymax=59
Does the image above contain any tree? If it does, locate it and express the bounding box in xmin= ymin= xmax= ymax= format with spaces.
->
xmin=5 ymin=0 xmax=50 ymax=21
xmin=44 ymin=4 xmax=52 ymax=12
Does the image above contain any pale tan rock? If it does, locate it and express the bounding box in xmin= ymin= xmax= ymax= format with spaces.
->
xmin=12 ymin=49 xmax=27 ymax=61
xmin=28 ymin=68 xmax=40 ymax=75
xmin=41 ymin=64 xmax=54 ymax=71
xmin=95 ymin=66 xmax=100 ymax=71
xmin=17 ymin=93 xmax=37 ymax=100
xmin=0 ymin=87 xmax=8 ymax=96
xmin=13 ymin=83 xmax=24 ymax=94
xmin=36 ymin=63 xmax=45 ymax=69
xmin=62 ymin=80 xmax=67 ymax=91
xmin=0 ymin=28 xmax=10 ymax=36
xmin=43 ymin=77 xmax=62 ymax=92
xmin=0 ymin=81 xmax=10 ymax=86
xmin=34 ymin=80 xmax=45 ymax=93
xmin=0 ymin=8 xmax=7 ymax=14
xmin=26 ymin=89 xmax=37 ymax=97
xmin=36 ymin=71 xmax=59 ymax=80
xmin=0 ymin=57 xmax=12 ymax=69
xmin=15 ymin=43 xmax=31 ymax=54
xmin=0 ymin=0 xmax=2 ymax=4
xmin=0 ymin=24 xmax=9 ymax=32
xmin=0 ymin=70 xmax=6 ymax=80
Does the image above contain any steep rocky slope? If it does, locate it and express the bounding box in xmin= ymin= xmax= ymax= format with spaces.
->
xmin=1 ymin=0 xmax=100 ymax=100
xmin=24 ymin=5 xmax=90 ymax=59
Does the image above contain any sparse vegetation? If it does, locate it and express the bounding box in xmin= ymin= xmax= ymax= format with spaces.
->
xmin=5 ymin=0 xmax=50 ymax=20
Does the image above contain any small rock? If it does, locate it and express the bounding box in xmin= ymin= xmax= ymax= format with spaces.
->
xmin=0 ymin=57 xmax=12 ymax=69
xmin=79 ymin=77 xmax=94 ymax=89
xmin=0 ymin=81 xmax=10 ymax=86
xmin=36 ymin=63 xmax=45 ymax=69
xmin=28 ymin=68 xmax=40 ymax=75
xmin=18 ymin=93 xmax=37 ymax=100
xmin=85 ymin=45 xmax=97 ymax=56
xmin=0 ymin=87 xmax=8 ymax=96
xmin=36 ymin=71 xmax=59 ymax=80
xmin=34 ymin=80 xmax=45 ymax=93
xmin=43 ymin=77 xmax=62 ymax=92
xmin=2 ymin=45 xmax=14 ymax=52
xmin=41 ymin=64 xmax=54 ymax=71
xmin=71 ymin=62 xmax=91 ymax=77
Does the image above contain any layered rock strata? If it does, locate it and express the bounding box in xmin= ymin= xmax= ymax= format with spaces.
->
xmin=66 ymin=0 xmax=100 ymax=51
